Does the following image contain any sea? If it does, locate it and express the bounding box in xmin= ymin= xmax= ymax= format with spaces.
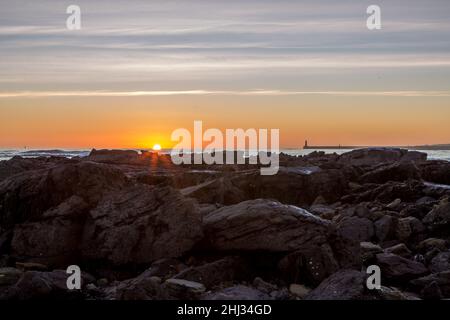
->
xmin=1 ymin=148 xmax=450 ymax=162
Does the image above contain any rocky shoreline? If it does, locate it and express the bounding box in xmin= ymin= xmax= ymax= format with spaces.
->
xmin=0 ymin=148 xmax=449 ymax=300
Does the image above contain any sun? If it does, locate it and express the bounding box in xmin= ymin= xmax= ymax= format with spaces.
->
xmin=152 ymin=144 xmax=162 ymax=151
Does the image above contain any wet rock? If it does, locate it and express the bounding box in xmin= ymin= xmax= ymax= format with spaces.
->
xmin=203 ymin=199 xmax=330 ymax=252
xmin=305 ymin=269 xmax=373 ymax=300
xmin=82 ymin=185 xmax=202 ymax=266
xmin=376 ymin=253 xmax=428 ymax=282
xmin=202 ymin=285 xmax=270 ymax=300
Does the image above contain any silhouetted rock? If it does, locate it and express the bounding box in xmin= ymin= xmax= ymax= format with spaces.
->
xmin=338 ymin=148 xmax=426 ymax=167
xmin=82 ymin=185 xmax=202 ymax=266
xmin=203 ymin=199 xmax=330 ymax=252
xmin=305 ymin=269 xmax=373 ymax=300
xmin=376 ymin=253 xmax=428 ymax=281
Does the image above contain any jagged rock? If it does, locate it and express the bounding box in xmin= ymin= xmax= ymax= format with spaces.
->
xmin=374 ymin=215 xmax=396 ymax=243
xmin=0 ymin=268 xmax=23 ymax=286
xmin=289 ymin=284 xmax=311 ymax=298
xmin=181 ymin=177 xmax=246 ymax=205
xmin=82 ymin=185 xmax=203 ymax=266
xmin=0 ymin=161 xmax=128 ymax=228
xmin=305 ymin=269 xmax=373 ymax=300
xmin=278 ymin=244 xmax=339 ymax=286
xmin=417 ymin=238 xmax=448 ymax=253
xmin=430 ymin=251 xmax=450 ymax=273
xmin=360 ymin=242 xmax=383 ymax=263
xmin=202 ymin=285 xmax=270 ymax=300
xmin=10 ymin=196 xmax=89 ymax=267
xmin=335 ymin=216 xmax=374 ymax=242
xmin=1 ymin=270 xmax=94 ymax=300
xmin=419 ymin=160 xmax=450 ymax=185
xmin=384 ymin=244 xmax=412 ymax=258
xmin=203 ymin=199 xmax=330 ymax=252
xmin=376 ymin=253 xmax=428 ymax=282
xmin=395 ymin=217 xmax=425 ymax=242
xmin=103 ymin=269 xmax=163 ymax=300
xmin=337 ymin=148 xmax=426 ymax=167
xmin=253 ymin=277 xmax=277 ymax=293
xmin=423 ymin=197 xmax=450 ymax=231
xmin=411 ymin=271 xmax=450 ymax=297
xmin=362 ymin=161 xmax=421 ymax=184
xmin=84 ymin=149 xmax=140 ymax=165
xmin=163 ymin=279 xmax=206 ymax=300
xmin=172 ymin=256 xmax=250 ymax=288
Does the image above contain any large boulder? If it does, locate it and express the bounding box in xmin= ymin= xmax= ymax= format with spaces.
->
xmin=0 ymin=161 xmax=129 ymax=228
xmin=181 ymin=177 xmax=246 ymax=205
xmin=203 ymin=199 xmax=330 ymax=252
xmin=375 ymin=253 xmax=428 ymax=282
xmin=337 ymin=148 xmax=426 ymax=167
xmin=10 ymin=196 xmax=89 ymax=267
xmin=84 ymin=149 xmax=140 ymax=165
xmin=81 ymin=185 xmax=203 ymax=266
xmin=410 ymin=271 xmax=450 ymax=297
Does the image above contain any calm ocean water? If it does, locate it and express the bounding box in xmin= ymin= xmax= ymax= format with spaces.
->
xmin=1 ymin=148 xmax=450 ymax=162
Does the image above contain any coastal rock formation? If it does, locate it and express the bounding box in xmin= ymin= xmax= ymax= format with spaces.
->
xmin=0 ymin=147 xmax=449 ymax=300
xmin=82 ymin=185 xmax=203 ymax=266
xmin=203 ymin=199 xmax=330 ymax=252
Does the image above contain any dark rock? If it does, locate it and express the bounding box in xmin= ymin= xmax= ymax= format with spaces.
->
xmin=395 ymin=217 xmax=425 ymax=242
xmin=82 ymin=185 xmax=202 ymax=266
xmin=202 ymin=285 xmax=270 ymax=300
xmin=430 ymin=251 xmax=450 ymax=273
xmin=337 ymin=148 xmax=426 ymax=167
xmin=163 ymin=279 xmax=206 ymax=300
xmin=421 ymin=281 xmax=443 ymax=300
xmin=203 ymin=199 xmax=330 ymax=252
xmin=423 ymin=197 xmax=450 ymax=232
xmin=172 ymin=256 xmax=250 ymax=288
xmin=103 ymin=269 xmax=162 ymax=300
xmin=305 ymin=269 xmax=373 ymax=300
xmin=384 ymin=243 xmax=412 ymax=258
xmin=411 ymin=271 xmax=450 ymax=297
xmin=335 ymin=216 xmax=374 ymax=242
xmin=419 ymin=160 xmax=450 ymax=185
xmin=374 ymin=215 xmax=396 ymax=243
xmin=181 ymin=177 xmax=246 ymax=205
xmin=0 ymin=161 xmax=128 ymax=228
xmin=360 ymin=242 xmax=383 ymax=263
xmin=376 ymin=253 xmax=428 ymax=282
xmin=361 ymin=161 xmax=421 ymax=184
xmin=2 ymin=270 xmax=94 ymax=300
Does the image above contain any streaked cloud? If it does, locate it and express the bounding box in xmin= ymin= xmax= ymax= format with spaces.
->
xmin=2 ymin=90 xmax=449 ymax=98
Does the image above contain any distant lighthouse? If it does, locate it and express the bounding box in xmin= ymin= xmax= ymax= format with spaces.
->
xmin=304 ymin=140 xmax=308 ymax=149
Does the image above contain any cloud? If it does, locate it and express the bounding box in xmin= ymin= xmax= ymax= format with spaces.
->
xmin=1 ymin=90 xmax=449 ymax=98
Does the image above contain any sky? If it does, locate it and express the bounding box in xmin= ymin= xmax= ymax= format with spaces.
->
xmin=0 ymin=0 xmax=450 ymax=149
